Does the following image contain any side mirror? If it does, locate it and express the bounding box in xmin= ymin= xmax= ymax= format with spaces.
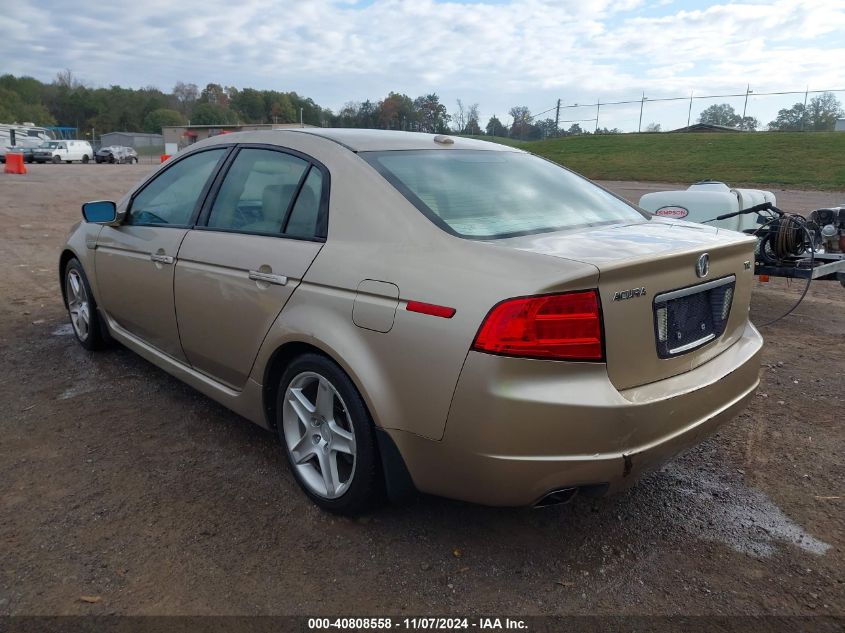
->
xmin=81 ymin=200 xmax=117 ymax=224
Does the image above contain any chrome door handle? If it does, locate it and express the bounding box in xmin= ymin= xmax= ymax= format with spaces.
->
xmin=150 ymin=254 xmax=174 ymax=265
xmin=248 ymin=270 xmax=288 ymax=286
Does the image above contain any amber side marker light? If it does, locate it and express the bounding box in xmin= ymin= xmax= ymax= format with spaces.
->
xmin=406 ymin=300 xmax=456 ymax=319
xmin=472 ymin=290 xmax=604 ymax=361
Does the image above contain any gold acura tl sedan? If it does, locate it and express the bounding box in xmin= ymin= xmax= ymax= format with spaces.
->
xmin=60 ymin=129 xmax=763 ymax=513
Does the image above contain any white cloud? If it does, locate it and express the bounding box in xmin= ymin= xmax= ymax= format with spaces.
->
xmin=3 ymin=0 xmax=844 ymax=130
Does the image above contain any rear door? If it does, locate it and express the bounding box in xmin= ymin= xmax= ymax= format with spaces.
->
xmin=174 ymin=145 xmax=327 ymax=389
xmin=95 ymin=147 xmax=229 ymax=360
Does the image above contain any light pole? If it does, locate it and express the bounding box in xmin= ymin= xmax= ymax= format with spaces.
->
xmin=554 ymin=98 xmax=561 ymax=136
xmin=300 ymin=107 xmax=304 ymax=127
xmin=687 ymin=91 xmax=694 ymax=127
xmin=801 ymin=86 xmax=809 ymax=131
xmin=742 ymin=84 xmax=752 ymax=120
xmin=638 ymin=93 xmax=647 ymax=133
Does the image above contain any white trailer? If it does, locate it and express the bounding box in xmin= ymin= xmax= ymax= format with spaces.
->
xmin=0 ymin=123 xmax=54 ymax=148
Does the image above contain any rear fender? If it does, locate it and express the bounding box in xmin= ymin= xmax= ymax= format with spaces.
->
xmin=250 ymin=283 xmax=406 ymax=435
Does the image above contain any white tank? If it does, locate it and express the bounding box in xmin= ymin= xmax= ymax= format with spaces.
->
xmin=638 ymin=182 xmax=776 ymax=233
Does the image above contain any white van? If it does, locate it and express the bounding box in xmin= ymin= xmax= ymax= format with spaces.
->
xmin=32 ymin=140 xmax=94 ymax=164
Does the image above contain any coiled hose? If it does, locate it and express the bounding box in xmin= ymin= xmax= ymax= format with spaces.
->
xmin=759 ymin=213 xmax=813 ymax=264
xmin=753 ymin=213 xmax=815 ymax=327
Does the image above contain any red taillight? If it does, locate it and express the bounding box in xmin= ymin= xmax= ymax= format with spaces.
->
xmin=472 ymin=290 xmax=604 ymax=361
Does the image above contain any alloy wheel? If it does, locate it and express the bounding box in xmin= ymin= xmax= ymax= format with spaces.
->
xmin=66 ymin=269 xmax=90 ymax=341
xmin=282 ymin=371 xmax=357 ymax=499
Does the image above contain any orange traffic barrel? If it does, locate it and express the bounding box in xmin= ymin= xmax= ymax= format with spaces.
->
xmin=160 ymin=154 xmax=170 ymax=163
xmin=4 ymin=153 xmax=27 ymax=174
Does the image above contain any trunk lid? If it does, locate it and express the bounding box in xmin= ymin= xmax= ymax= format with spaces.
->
xmin=496 ymin=218 xmax=757 ymax=390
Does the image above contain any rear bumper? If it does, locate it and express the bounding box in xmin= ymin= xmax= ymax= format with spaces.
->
xmin=388 ymin=321 xmax=763 ymax=506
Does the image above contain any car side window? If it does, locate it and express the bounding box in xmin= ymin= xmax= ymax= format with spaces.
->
xmin=206 ymin=148 xmax=309 ymax=234
xmin=284 ymin=166 xmax=324 ymax=239
xmin=128 ymin=149 xmax=226 ymax=226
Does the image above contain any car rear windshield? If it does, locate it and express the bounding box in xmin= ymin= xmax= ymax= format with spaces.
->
xmin=362 ymin=150 xmax=646 ymax=239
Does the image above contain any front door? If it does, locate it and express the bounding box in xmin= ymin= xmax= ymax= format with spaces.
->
xmin=96 ymin=147 xmax=229 ymax=361
xmin=174 ymin=146 xmax=327 ymax=388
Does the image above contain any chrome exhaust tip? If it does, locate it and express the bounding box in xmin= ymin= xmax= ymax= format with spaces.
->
xmin=534 ymin=487 xmax=579 ymax=508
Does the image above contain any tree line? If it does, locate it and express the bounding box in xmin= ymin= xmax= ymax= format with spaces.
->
xmin=0 ymin=72 xmax=841 ymax=137
xmin=691 ymin=93 xmax=843 ymax=131
xmin=0 ymin=72 xmax=459 ymax=135
xmin=0 ymin=72 xmax=331 ymax=134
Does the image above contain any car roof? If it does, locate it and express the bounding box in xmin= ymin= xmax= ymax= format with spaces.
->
xmin=296 ymin=128 xmax=519 ymax=152
xmin=221 ymin=128 xmax=521 ymax=153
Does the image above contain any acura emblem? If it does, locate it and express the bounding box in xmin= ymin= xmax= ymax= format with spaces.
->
xmin=696 ymin=253 xmax=710 ymax=278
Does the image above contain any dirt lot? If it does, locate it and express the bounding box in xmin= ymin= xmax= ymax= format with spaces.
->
xmin=1 ymin=164 xmax=843 ymax=616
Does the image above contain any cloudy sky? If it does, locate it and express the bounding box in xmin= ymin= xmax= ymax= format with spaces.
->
xmin=4 ymin=0 xmax=845 ymax=130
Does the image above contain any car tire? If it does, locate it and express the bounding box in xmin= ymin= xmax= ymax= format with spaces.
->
xmin=276 ymin=353 xmax=383 ymax=514
xmin=64 ymin=258 xmax=106 ymax=351
xmin=82 ymin=155 xmax=89 ymax=164
xmin=52 ymin=155 xmax=61 ymax=164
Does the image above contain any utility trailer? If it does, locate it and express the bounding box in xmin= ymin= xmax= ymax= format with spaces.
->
xmin=638 ymin=182 xmax=845 ymax=288
xmin=753 ymin=251 xmax=845 ymax=284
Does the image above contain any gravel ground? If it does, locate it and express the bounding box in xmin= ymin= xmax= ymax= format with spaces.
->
xmin=0 ymin=164 xmax=842 ymax=616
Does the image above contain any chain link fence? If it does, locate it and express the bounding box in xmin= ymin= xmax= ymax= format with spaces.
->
xmin=520 ymin=87 xmax=845 ymax=136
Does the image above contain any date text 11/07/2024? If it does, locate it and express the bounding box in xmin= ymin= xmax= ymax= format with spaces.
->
xmin=307 ymin=617 xmax=528 ymax=630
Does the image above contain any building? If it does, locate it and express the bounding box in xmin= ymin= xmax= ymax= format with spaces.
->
xmin=162 ymin=123 xmax=314 ymax=155
xmin=100 ymin=131 xmax=164 ymax=151
xmin=835 ymin=118 xmax=845 ymax=132
xmin=671 ymin=123 xmax=744 ymax=133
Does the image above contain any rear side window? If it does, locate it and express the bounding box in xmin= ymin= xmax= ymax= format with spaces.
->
xmin=207 ymin=148 xmax=309 ymax=234
xmin=284 ymin=167 xmax=323 ymax=238
xmin=129 ymin=148 xmax=226 ymax=226
xmin=363 ymin=150 xmax=645 ymax=239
